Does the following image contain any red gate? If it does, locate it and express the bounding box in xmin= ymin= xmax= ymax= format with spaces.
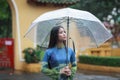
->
xmin=0 ymin=38 xmax=14 ymax=69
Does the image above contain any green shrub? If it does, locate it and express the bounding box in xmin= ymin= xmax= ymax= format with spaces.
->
xmin=79 ymin=55 xmax=120 ymax=67
xmin=36 ymin=45 xmax=46 ymax=61
xmin=35 ymin=46 xmax=45 ymax=61
xmin=22 ymin=47 xmax=44 ymax=63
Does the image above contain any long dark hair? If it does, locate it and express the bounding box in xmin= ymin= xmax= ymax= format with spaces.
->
xmin=48 ymin=26 xmax=66 ymax=48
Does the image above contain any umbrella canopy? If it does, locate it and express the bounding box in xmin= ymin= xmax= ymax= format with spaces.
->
xmin=24 ymin=8 xmax=112 ymax=49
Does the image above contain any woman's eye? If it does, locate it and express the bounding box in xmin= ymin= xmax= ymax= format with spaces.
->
xmin=59 ymin=32 xmax=62 ymax=34
xmin=59 ymin=30 xmax=66 ymax=34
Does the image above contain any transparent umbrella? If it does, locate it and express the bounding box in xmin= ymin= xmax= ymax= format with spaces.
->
xmin=24 ymin=8 xmax=113 ymax=50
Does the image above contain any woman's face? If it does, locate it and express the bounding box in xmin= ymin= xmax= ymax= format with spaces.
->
xmin=58 ymin=27 xmax=67 ymax=41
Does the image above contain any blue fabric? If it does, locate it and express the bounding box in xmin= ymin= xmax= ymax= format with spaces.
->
xmin=42 ymin=47 xmax=75 ymax=69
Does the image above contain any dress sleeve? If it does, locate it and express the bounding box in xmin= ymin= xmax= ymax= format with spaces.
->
xmin=70 ymin=49 xmax=77 ymax=79
xmin=41 ymin=50 xmax=60 ymax=79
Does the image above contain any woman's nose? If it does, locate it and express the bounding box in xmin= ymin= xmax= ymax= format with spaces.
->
xmin=63 ymin=32 xmax=66 ymax=35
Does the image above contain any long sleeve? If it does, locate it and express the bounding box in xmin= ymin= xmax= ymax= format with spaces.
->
xmin=69 ymin=49 xmax=77 ymax=80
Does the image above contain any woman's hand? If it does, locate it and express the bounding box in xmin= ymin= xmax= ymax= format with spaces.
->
xmin=60 ymin=67 xmax=66 ymax=74
xmin=60 ymin=66 xmax=71 ymax=76
xmin=64 ymin=66 xmax=71 ymax=76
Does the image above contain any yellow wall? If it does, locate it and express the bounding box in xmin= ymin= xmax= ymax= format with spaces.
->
xmin=7 ymin=0 xmax=63 ymax=70
xmin=111 ymin=48 xmax=120 ymax=56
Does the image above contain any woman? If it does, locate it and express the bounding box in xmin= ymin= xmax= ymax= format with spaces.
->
xmin=41 ymin=26 xmax=77 ymax=80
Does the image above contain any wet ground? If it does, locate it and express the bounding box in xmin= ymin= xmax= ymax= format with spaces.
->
xmin=0 ymin=69 xmax=120 ymax=80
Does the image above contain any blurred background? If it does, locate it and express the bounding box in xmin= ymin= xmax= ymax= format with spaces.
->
xmin=0 ymin=0 xmax=120 ymax=80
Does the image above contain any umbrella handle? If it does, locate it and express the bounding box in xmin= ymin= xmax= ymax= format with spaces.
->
xmin=69 ymin=37 xmax=76 ymax=53
xmin=64 ymin=46 xmax=68 ymax=66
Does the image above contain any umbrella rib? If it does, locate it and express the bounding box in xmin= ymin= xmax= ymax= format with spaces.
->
xmin=24 ymin=23 xmax=37 ymax=37
xmin=40 ymin=31 xmax=50 ymax=47
xmin=55 ymin=20 xmax=66 ymax=26
xmin=86 ymin=27 xmax=99 ymax=47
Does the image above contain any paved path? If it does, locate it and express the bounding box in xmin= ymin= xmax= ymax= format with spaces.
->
xmin=0 ymin=70 xmax=120 ymax=80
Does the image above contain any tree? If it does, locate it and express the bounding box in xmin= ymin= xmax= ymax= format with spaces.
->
xmin=70 ymin=0 xmax=120 ymax=23
xmin=0 ymin=0 xmax=12 ymax=38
